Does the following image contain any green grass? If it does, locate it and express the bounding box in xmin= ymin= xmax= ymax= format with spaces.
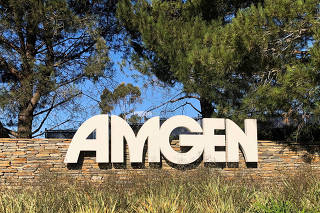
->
xmin=1 ymin=169 xmax=320 ymax=213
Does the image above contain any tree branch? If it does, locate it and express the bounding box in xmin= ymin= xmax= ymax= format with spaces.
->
xmin=32 ymin=119 xmax=71 ymax=138
xmin=0 ymin=56 xmax=22 ymax=79
xmin=81 ymin=92 xmax=100 ymax=103
xmin=163 ymin=102 xmax=201 ymax=115
xmin=145 ymin=94 xmax=200 ymax=113
xmin=186 ymin=102 xmax=201 ymax=114
xmin=32 ymin=94 xmax=57 ymax=134
xmin=0 ymin=122 xmax=18 ymax=138
xmin=33 ymin=93 xmax=81 ymax=117
xmin=54 ymin=42 xmax=95 ymax=67
xmin=36 ymin=35 xmax=89 ymax=54
xmin=28 ymin=90 xmax=41 ymax=111
xmin=55 ymin=74 xmax=85 ymax=89
xmin=0 ymin=36 xmax=22 ymax=54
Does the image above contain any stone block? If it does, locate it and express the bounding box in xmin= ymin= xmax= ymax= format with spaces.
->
xmin=18 ymin=176 xmax=34 ymax=179
xmin=35 ymin=154 xmax=50 ymax=157
xmin=40 ymin=149 xmax=60 ymax=154
xmin=44 ymin=146 xmax=58 ymax=150
xmin=5 ymin=143 xmax=18 ymax=147
xmin=12 ymin=158 xmax=27 ymax=162
xmin=0 ymin=169 xmax=18 ymax=173
xmin=27 ymin=151 xmax=39 ymax=154
xmin=57 ymin=143 xmax=69 ymax=146
xmin=49 ymin=154 xmax=61 ymax=157
xmin=17 ymin=171 xmax=34 ymax=176
xmin=0 ymin=161 xmax=10 ymax=166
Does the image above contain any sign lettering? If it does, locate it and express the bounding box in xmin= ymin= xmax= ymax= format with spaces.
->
xmin=64 ymin=115 xmax=258 ymax=165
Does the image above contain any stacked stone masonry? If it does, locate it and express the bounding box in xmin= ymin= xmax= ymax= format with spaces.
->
xmin=0 ymin=138 xmax=320 ymax=186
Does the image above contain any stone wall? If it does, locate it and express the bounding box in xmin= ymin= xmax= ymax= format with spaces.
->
xmin=0 ymin=138 xmax=320 ymax=186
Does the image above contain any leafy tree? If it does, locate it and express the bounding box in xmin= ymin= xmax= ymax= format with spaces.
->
xmin=99 ymin=82 xmax=142 ymax=120
xmin=127 ymin=113 xmax=143 ymax=124
xmin=0 ymin=0 xmax=118 ymax=138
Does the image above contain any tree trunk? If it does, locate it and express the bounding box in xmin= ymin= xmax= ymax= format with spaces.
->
xmin=200 ymin=98 xmax=214 ymax=118
xmin=0 ymin=122 xmax=10 ymax=138
xmin=17 ymin=108 xmax=34 ymax=138
xmin=16 ymin=90 xmax=40 ymax=138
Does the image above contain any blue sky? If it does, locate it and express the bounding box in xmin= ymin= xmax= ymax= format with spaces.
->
xmin=109 ymin=51 xmax=201 ymax=119
xmin=33 ymin=50 xmax=201 ymax=136
xmin=95 ymin=50 xmax=201 ymax=119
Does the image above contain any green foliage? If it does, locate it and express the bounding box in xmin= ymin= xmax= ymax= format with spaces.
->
xmin=232 ymin=0 xmax=320 ymax=141
xmin=99 ymin=83 xmax=142 ymax=120
xmin=0 ymin=0 xmax=117 ymax=137
xmin=127 ymin=113 xmax=143 ymax=124
xmin=118 ymin=0 xmax=320 ymax=141
xmin=117 ymin=0 xmax=265 ymax=118
xmin=253 ymin=199 xmax=295 ymax=213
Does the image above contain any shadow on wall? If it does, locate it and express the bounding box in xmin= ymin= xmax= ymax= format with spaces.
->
xmin=273 ymin=141 xmax=320 ymax=164
xmin=66 ymin=151 xmax=258 ymax=171
xmin=257 ymin=119 xmax=320 ymax=159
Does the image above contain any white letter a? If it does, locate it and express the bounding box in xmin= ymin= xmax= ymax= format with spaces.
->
xmin=64 ymin=115 xmax=109 ymax=163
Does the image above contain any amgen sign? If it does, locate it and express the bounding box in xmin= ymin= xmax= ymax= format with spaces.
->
xmin=64 ymin=115 xmax=258 ymax=165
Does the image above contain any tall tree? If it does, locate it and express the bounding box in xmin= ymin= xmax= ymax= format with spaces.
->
xmin=118 ymin=0 xmax=320 ymax=140
xmin=0 ymin=0 xmax=118 ymax=138
xmin=230 ymin=0 xmax=320 ymax=140
xmin=117 ymin=0 xmax=263 ymax=118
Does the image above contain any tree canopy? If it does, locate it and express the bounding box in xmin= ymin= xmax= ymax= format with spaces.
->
xmin=0 ymin=0 xmax=118 ymax=138
xmin=117 ymin=0 xmax=264 ymax=118
xmin=118 ymin=0 xmax=320 ymax=140
xmin=232 ymin=0 xmax=320 ymax=139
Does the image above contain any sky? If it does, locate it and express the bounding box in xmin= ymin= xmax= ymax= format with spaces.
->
xmin=108 ymin=51 xmax=201 ymax=118
xmin=86 ymin=50 xmax=201 ymax=119
xmin=33 ymin=50 xmax=202 ymax=137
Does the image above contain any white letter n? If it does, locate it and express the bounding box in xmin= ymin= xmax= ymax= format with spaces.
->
xmin=226 ymin=119 xmax=258 ymax=163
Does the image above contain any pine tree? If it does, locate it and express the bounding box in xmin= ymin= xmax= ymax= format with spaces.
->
xmin=231 ymin=0 xmax=320 ymax=140
xmin=117 ymin=0 xmax=263 ymax=118
xmin=0 ymin=0 xmax=118 ymax=138
xmin=118 ymin=0 xmax=320 ymax=141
